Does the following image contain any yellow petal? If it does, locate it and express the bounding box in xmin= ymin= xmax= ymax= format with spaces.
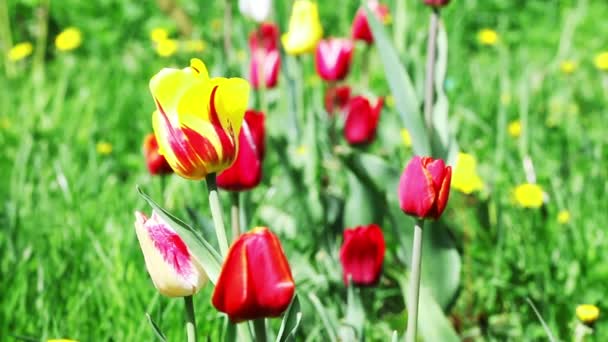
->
xmin=150 ymin=67 xmax=200 ymax=117
xmin=210 ymin=77 xmax=250 ymax=136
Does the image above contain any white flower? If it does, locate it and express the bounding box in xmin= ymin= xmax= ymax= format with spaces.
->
xmin=239 ymin=0 xmax=272 ymax=22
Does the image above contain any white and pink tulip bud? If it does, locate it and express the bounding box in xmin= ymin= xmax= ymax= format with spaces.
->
xmin=134 ymin=211 xmax=207 ymax=297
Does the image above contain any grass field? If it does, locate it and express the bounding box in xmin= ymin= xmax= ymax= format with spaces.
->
xmin=2 ymin=0 xmax=608 ymax=341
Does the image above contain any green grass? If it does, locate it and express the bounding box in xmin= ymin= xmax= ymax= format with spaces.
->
xmin=2 ymin=0 xmax=608 ymax=341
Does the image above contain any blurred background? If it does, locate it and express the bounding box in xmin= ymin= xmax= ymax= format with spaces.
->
xmin=1 ymin=0 xmax=608 ymax=340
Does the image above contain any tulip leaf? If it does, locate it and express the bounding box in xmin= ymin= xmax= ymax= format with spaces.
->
xmin=364 ymin=5 xmax=431 ymax=155
xmin=145 ymin=313 xmax=168 ymax=342
xmin=343 ymin=170 xmax=384 ymax=228
xmin=137 ymin=186 xmax=222 ymax=284
xmin=340 ymin=151 xmax=400 ymax=195
xmin=276 ymin=295 xmax=303 ymax=342
xmin=343 ymin=281 xmax=365 ymax=340
xmin=307 ymin=292 xmax=338 ymax=342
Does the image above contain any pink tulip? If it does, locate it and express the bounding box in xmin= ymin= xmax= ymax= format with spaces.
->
xmin=314 ymin=38 xmax=354 ymax=81
xmin=398 ymin=156 xmax=452 ymax=219
xmin=343 ymin=95 xmax=383 ymax=145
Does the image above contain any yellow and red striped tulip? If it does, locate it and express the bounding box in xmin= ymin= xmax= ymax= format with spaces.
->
xmin=149 ymin=58 xmax=250 ymax=180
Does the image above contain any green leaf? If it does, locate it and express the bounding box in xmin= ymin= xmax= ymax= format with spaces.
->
xmin=308 ymin=292 xmax=338 ymax=342
xmin=276 ymin=295 xmax=303 ymax=342
xmin=341 ymin=151 xmax=400 ymax=195
xmin=145 ymin=313 xmax=168 ymax=342
xmin=222 ymin=317 xmax=237 ymax=342
xmin=343 ymin=170 xmax=384 ymax=228
xmin=137 ymin=186 xmax=222 ymax=284
xmin=343 ymin=281 xmax=365 ymax=340
xmin=364 ymin=5 xmax=431 ymax=155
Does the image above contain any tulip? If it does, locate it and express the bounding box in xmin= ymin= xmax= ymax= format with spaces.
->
xmin=398 ymin=156 xmax=452 ymax=219
xmin=351 ymin=1 xmax=390 ymax=44
xmin=134 ymin=211 xmax=208 ymax=297
xmin=217 ymin=110 xmax=265 ymax=191
xmin=343 ymin=95 xmax=383 ymax=145
xmin=249 ymin=22 xmax=280 ymax=52
xmin=149 ymin=58 xmax=250 ymax=180
xmin=324 ymin=85 xmax=351 ymax=114
xmin=212 ymin=227 xmax=295 ymax=322
xmin=250 ymin=49 xmax=280 ymax=89
xmin=281 ymin=0 xmax=323 ymax=55
xmin=239 ymin=0 xmax=272 ymax=22
xmin=339 ymin=224 xmax=385 ymax=286
xmin=423 ymin=0 xmax=450 ymax=7
xmin=143 ymin=133 xmax=173 ymax=175
xmin=315 ymin=38 xmax=354 ymax=81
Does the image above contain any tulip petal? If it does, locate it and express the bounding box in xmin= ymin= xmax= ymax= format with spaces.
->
xmin=398 ymin=156 xmax=436 ymax=218
xmin=212 ymin=77 xmax=250 ymax=137
xmin=149 ymin=67 xmax=199 ymax=116
xmin=433 ymin=166 xmax=452 ymax=218
xmin=425 ymin=158 xmax=447 ymax=191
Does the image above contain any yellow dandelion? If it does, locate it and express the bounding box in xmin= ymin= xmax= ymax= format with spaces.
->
xmin=55 ymin=27 xmax=82 ymax=52
xmin=400 ymin=128 xmax=412 ymax=147
xmin=296 ymin=145 xmax=307 ymax=156
xmin=236 ymin=49 xmax=247 ymax=62
xmin=211 ymin=18 xmax=223 ymax=32
xmin=452 ymin=152 xmax=484 ymax=195
xmin=8 ymin=42 xmax=33 ymax=61
xmin=508 ymin=120 xmax=521 ymax=138
xmin=560 ymin=60 xmax=576 ymax=74
xmin=513 ymin=183 xmax=544 ymax=208
xmin=150 ymin=28 xmax=169 ymax=43
xmin=500 ymin=93 xmax=512 ymax=105
xmin=477 ymin=28 xmax=498 ymax=46
xmin=576 ymin=304 xmax=600 ymax=325
xmin=155 ymin=39 xmax=178 ymax=57
xmin=48 ymin=339 xmax=78 ymax=342
xmin=183 ymin=39 xmax=206 ymax=53
xmin=594 ymin=52 xmax=608 ymax=71
xmin=96 ymin=142 xmax=112 ymax=155
xmin=557 ymin=210 xmax=570 ymax=224
xmin=386 ymin=95 xmax=395 ymax=108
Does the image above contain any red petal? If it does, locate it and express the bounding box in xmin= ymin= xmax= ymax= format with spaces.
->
xmin=425 ymin=158 xmax=447 ymax=191
xmin=398 ymin=156 xmax=436 ymax=218
xmin=432 ymin=166 xmax=452 ymax=219
xmin=339 ymin=224 xmax=385 ymax=286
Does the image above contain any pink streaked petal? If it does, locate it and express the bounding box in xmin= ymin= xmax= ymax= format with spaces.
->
xmin=145 ymin=212 xmax=193 ymax=278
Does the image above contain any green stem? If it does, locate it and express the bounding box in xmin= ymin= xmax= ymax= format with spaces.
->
xmin=406 ymin=219 xmax=425 ymax=342
xmin=230 ymin=192 xmax=240 ymax=241
xmin=423 ymin=8 xmax=440 ymax=137
xmin=223 ymin=0 xmax=233 ymax=63
xmin=184 ymin=296 xmax=197 ymax=342
xmin=206 ymin=173 xmax=229 ymax=256
xmin=0 ymin=0 xmax=14 ymax=77
xmin=253 ymin=318 xmax=267 ymax=342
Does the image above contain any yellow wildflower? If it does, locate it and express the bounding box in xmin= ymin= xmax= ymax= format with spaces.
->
xmin=452 ymin=152 xmax=484 ymax=194
xmin=150 ymin=28 xmax=169 ymax=43
xmin=508 ymin=120 xmax=521 ymax=138
xmin=183 ymin=39 xmax=206 ymax=53
xmin=477 ymin=28 xmax=498 ymax=46
xmin=400 ymin=129 xmax=412 ymax=147
xmin=560 ymin=60 xmax=576 ymax=74
xmin=513 ymin=183 xmax=544 ymax=208
xmin=96 ymin=142 xmax=113 ymax=155
xmin=557 ymin=210 xmax=570 ymax=224
xmin=296 ymin=145 xmax=307 ymax=156
xmin=55 ymin=27 xmax=82 ymax=51
xmin=576 ymin=304 xmax=600 ymax=325
xmin=155 ymin=39 xmax=178 ymax=57
xmin=594 ymin=52 xmax=608 ymax=71
xmin=8 ymin=42 xmax=33 ymax=61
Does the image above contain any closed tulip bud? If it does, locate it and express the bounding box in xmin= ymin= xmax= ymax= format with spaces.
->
xmin=249 ymin=23 xmax=282 ymax=89
xmin=424 ymin=0 xmax=450 ymax=7
xmin=149 ymin=58 xmax=250 ymax=180
xmin=143 ymin=133 xmax=173 ymax=175
xmin=325 ymin=85 xmax=351 ymax=114
xmin=212 ymin=227 xmax=295 ymax=322
xmin=343 ymin=95 xmax=383 ymax=145
xmin=281 ymin=0 xmax=324 ymax=55
xmin=398 ymin=156 xmax=452 ymax=219
xmin=339 ymin=224 xmax=386 ymax=286
xmin=315 ymin=38 xmax=354 ymax=81
xmin=217 ymin=110 xmax=265 ymax=191
xmin=134 ymin=211 xmax=208 ymax=297
xmin=249 ymin=22 xmax=280 ymax=52
xmin=351 ymin=1 xmax=390 ymax=44
xmin=239 ymin=0 xmax=272 ymax=22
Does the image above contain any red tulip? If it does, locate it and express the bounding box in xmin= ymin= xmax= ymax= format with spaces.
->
xmin=324 ymin=85 xmax=351 ymax=114
xmin=398 ymin=156 xmax=452 ymax=219
xmin=351 ymin=1 xmax=390 ymax=44
xmin=212 ymin=227 xmax=295 ymax=322
xmin=343 ymin=95 xmax=383 ymax=145
xmin=314 ymin=38 xmax=354 ymax=81
xmin=217 ymin=110 xmax=265 ymax=191
xmin=249 ymin=22 xmax=281 ymax=89
xmin=424 ymin=0 xmax=450 ymax=7
xmin=249 ymin=22 xmax=280 ymax=52
xmin=339 ymin=224 xmax=385 ymax=286
xmin=143 ymin=133 xmax=173 ymax=175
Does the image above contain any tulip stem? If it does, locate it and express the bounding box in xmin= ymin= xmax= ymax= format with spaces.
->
xmin=253 ymin=318 xmax=267 ymax=342
xmin=206 ymin=173 xmax=229 ymax=257
xmin=230 ymin=192 xmax=240 ymax=241
xmin=406 ymin=219 xmax=424 ymax=342
xmin=423 ymin=8 xmax=440 ymax=136
xmin=184 ymin=295 xmax=197 ymax=342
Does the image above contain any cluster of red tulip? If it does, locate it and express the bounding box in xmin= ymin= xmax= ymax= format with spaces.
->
xmin=136 ymin=0 xmax=453 ymax=340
